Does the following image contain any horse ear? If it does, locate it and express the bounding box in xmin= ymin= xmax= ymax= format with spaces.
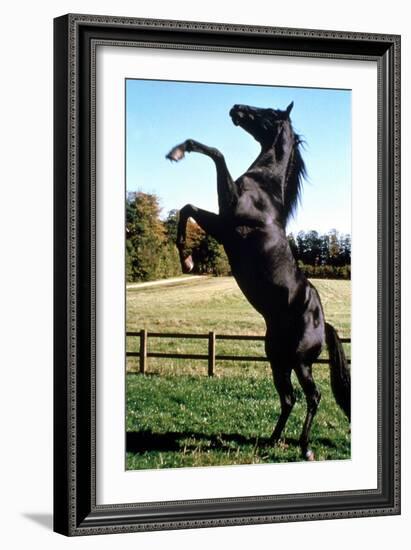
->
xmin=285 ymin=101 xmax=294 ymax=117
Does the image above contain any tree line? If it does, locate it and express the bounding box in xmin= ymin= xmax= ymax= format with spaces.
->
xmin=288 ymin=230 xmax=351 ymax=279
xmin=126 ymin=191 xmax=351 ymax=282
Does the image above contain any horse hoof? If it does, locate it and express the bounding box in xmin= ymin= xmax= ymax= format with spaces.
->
xmin=166 ymin=146 xmax=185 ymax=162
xmin=305 ymin=449 xmax=315 ymax=461
xmin=182 ymin=256 xmax=194 ymax=273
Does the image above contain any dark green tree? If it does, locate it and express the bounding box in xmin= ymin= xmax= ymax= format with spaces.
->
xmin=304 ymin=230 xmax=322 ymax=266
xmin=339 ymin=233 xmax=352 ymax=266
xmin=164 ymin=209 xmax=179 ymax=242
xmin=327 ymin=229 xmax=342 ymax=267
xmin=193 ymin=233 xmax=231 ymax=275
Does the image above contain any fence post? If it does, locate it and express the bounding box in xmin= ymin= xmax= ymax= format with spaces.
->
xmin=139 ymin=329 xmax=147 ymax=374
xmin=208 ymin=331 xmax=216 ymax=377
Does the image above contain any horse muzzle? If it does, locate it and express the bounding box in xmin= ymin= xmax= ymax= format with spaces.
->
xmin=230 ymin=105 xmax=246 ymax=126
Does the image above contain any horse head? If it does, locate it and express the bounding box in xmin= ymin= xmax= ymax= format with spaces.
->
xmin=229 ymin=102 xmax=294 ymax=150
xmin=230 ymin=102 xmax=305 ymax=222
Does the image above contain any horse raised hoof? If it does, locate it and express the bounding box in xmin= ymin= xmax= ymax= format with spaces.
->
xmin=182 ymin=255 xmax=194 ymax=273
xmin=166 ymin=145 xmax=186 ymax=162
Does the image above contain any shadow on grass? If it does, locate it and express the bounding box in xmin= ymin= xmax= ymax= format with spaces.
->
xmin=126 ymin=430 xmax=340 ymax=454
xmin=126 ymin=430 xmax=261 ymax=453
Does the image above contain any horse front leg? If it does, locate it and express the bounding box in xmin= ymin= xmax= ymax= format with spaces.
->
xmin=166 ymin=138 xmax=224 ymax=165
xmin=176 ymin=204 xmax=223 ymax=273
xmin=166 ymin=139 xmax=236 ymax=213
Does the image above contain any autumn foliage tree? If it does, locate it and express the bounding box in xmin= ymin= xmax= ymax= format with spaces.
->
xmin=126 ymin=192 xmax=180 ymax=282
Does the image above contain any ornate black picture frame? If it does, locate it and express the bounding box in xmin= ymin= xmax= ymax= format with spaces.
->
xmin=53 ymin=14 xmax=400 ymax=536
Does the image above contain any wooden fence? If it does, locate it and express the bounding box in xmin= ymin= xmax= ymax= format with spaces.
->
xmin=126 ymin=330 xmax=351 ymax=376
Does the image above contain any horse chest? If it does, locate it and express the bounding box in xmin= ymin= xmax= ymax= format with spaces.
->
xmin=235 ymin=184 xmax=273 ymax=220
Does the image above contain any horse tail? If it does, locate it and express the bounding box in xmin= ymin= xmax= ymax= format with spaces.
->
xmin=324 ymin=322 xmax=351 ymax=421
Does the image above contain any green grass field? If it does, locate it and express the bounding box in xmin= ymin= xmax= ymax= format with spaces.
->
xmin=126 ymin=276 xmax=351 ymax=469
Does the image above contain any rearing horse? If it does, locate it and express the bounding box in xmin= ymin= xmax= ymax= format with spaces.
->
xmin=166 ymin=102 xmax=350 ymax=460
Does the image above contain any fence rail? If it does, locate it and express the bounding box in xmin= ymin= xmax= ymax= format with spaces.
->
xmin=126 ymin=330 xmax=351 ymax=376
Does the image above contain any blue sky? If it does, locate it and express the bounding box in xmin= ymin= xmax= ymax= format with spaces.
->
xmin=126 ymin=79 xmax=351 ymax=235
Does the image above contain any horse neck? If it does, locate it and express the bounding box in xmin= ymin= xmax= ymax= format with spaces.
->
xmin=247 ymin=146 xmax=290 ymax=191
xmin=245 ymin=144 xmax=296 ymax=224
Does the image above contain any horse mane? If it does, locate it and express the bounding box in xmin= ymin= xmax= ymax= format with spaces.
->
xmin=283 ymin=131 xmax=306 ymax=223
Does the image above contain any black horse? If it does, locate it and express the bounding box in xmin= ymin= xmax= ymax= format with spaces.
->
xmin=166 ymin=102 xmax=350 ymax=460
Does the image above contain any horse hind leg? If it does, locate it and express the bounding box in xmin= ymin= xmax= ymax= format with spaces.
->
xmin=294 ymin=363 xmax=321 ymax=460
xmin=269 ymin=364 xmax=296 ymax=445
